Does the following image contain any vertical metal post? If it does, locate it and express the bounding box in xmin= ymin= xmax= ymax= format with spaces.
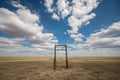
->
xmin=54 ymin=45 xmax=56 ymax=69
xmin=65 ymin=45 xmax=68 ymax=69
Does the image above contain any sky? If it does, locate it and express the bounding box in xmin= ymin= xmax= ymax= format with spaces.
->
xmin=0 ymin=0 xmax=120 ymax=57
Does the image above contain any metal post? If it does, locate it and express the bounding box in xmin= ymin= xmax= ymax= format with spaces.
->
xmin=54 ymin=45 xmax=56 ymax=69
xmin=65 ymin=45 xmax=68 ymax=69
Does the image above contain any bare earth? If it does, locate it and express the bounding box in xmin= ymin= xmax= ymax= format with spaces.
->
xmin=0 ymin=57 xmax=120 ymax=80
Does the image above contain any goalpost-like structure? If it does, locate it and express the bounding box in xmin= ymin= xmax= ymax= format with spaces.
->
xmin=53 ymin=45 xmax=68 ymax=69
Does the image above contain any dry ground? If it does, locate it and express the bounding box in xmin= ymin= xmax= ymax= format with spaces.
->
xmin=0 ymin=57 xmax=120 ymax=80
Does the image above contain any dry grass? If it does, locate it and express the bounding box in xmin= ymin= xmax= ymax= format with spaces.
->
xmin=0 ymin=57 xmax=120 ymax=80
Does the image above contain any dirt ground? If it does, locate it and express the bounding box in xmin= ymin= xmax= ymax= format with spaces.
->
xmin=0 ymin=57 xmax=120 ymax=80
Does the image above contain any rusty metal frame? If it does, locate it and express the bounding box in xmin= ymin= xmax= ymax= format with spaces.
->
xmin=53 ymin=45 xmax=68 ymax=69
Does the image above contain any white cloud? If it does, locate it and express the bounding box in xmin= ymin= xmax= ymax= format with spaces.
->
xmin=0 ymin=37 xmax=27 ymax=51
xmin=87 ymin=37 xmax=120 ymax=48
xmin=51 ymin=13 xmax=60 ymax=21
xmin=0 ymin=8 xmax=40 ymax=37
xmin=67 ymin=0 xmax=98 ymax=34
xmin=67 ymin=13 xmax=95 ymax=42
xmin=70 ymin=33 xmax=84 ymax=39
xmin=56 ymin=0 xmax=71 ymax=18
xmin=29 ymin=32 xmax=58 ymax=44
xmin=67 ymin=16 xmax=81 ymax=34
xmin=0 ymin=1 xmax=58 ymax=55
xmin=67 ymin=12 xmax=96 ymax=34
xmin=0 ymin=37 xmax=45 ymax=56
xmin=0 ymin=37 xmax=23 ymax=45
xmin=66 ymin=21 xmax=120 ymax=57
xmin=17 ymin=9 xmax=39 ymax=23
xmin=74 ymin=38 xmax=82 ymax=42
xmin=86 ymin=21 xmax=120 ymax=48
xmin=66 ymin=41 xmax=120 ymax=57
xmin=44 ymin=0 xmax=54 ymax=13
xmin=10 ymin=0 xmax=25 ymax=9
xmin=68 ymin=47 xmax=120 ymax=57
xmin=85 ymin=21 xmax=90 ymax=25
xmin=0 ymin=36 xmax=57 ymax=56
xmin=71 ymin=0 xmax=98 ymax=18
xmin=56 ymin=0 xmax=68 ymax=12
xmin=70 ymin=33 xmax=84 ymax=42
xmin=44 ymin=0 xmax=71 ymax=19
xmin=61 ymin=9 xmax=69 ymax=18
xmin=44 ymin=0 xmax=100 ymax=42
xmin=91 ymin=22 xmax=120 ymax=38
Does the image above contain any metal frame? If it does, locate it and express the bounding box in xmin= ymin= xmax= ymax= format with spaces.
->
xmin=54 ymin=45 xmax=68 ymax=69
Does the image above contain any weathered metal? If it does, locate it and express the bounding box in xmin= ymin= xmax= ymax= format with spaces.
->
xmin=54 ymin=45 xmax=68 ymax=69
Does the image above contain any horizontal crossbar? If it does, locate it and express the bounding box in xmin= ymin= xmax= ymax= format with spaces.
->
xmin=55 ymin=45 xmax=67 ymax=47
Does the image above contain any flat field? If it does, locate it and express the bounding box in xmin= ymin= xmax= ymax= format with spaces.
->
xmin=0 ymin=57 xmax=120 ymax=80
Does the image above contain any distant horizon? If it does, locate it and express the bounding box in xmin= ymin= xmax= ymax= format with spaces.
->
xmin=0 ymin=52 xmax=120 ymax=57
xmin=0 ymin=55 xmax=120 ymax=58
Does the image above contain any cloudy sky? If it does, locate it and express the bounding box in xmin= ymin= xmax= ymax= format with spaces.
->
xmin=0 ymin=0 xmax=120 ymax=57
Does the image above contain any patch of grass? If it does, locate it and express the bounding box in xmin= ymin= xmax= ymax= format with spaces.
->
xmin=0 ymin=57 xmax=120 ymax=80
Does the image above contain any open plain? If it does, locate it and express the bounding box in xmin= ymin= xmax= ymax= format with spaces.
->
xmin=0 ymin=57 xmax=120 ymax=80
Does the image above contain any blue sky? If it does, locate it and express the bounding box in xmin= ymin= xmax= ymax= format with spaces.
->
xmin=0 ymin=0 xmax=120 ymax=57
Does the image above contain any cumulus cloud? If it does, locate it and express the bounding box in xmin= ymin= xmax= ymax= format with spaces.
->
xmin=0 ymin=1 xmax=58 ymax=54
xmin=44 ymin=0 xmax=100 ymax=42
xmin=70 ymin=33 xmax=84 ymax=42
xmin=44 ymin=0 xmax=54 ymax=13
xmin=56 ymin=0 xmax=66 ymax=12
xmin=29 ymin=32 xmax=58 ymax=44
xmin=91 ymin=22 xmax=120 ymax=38
xmin=67 ymin=16 xmax=81 ymax=34
xmin=87 ymin=37 xmax=120 ymax=48
xmin=0 ymin=37 xmax=23 ymax=45
xmin=0 ymin=8 xmax=41 ymax=37
xmin=67 ymin=13 xmax=96 ymax=34
xmin=51 ymin=13 xmax=60 ymax=21
xmin=0 ymin=32 xmax=57 ymax=56
xmin=44 ymin=0 xmax=71 ymax=19
xmin=68 ymin=47 xmax=120 ymax=57
xmin=68 ymin=21 xmax=120 ymax=55
xmin=71 ymin=0 xmax=98 ymax=18
xmin=0 ymin=37 xmax=50 ymax=56
xmin=10 ymin=0 xmax=25 ymax=9
xmin=0 ymin=37 xmax=27 ymax=51
xmin=86 ymin=21 xmax=120 ymax=48
xmin=61 ymin=9 xmax=69 ymax=18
